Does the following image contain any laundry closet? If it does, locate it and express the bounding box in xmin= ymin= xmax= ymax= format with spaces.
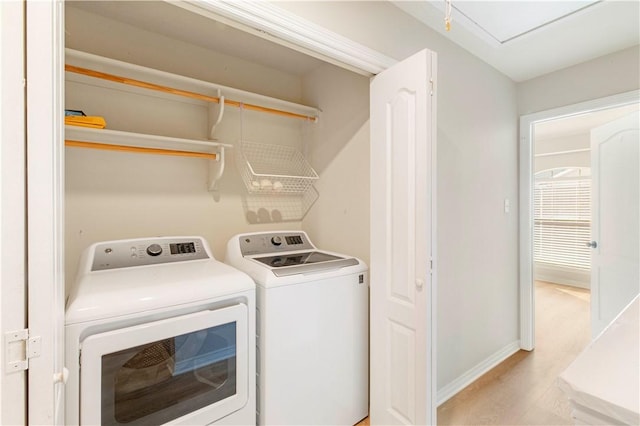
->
xmin=64 ymin=1 xmax=372 ymax=285
xmin=5 ymin=1 xmax=438 ymax=423
xmin=61 ymin=2 xmax=374 ymax=425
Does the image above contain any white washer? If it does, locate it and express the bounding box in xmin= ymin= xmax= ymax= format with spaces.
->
xmin=225 ymin=231 xmax=369 ymax=425
xmin=65 ymin=236 xmax=255 ymax=426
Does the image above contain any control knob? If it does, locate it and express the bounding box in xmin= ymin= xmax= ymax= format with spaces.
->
xmin=146 ymin=243 xmax=163 ymax=256
xmin=271 ymin=236 xmax=282 ymax=246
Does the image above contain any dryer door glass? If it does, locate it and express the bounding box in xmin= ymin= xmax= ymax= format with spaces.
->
xmin=80 ymin=305 xmax=248 ymax=425
xmin=104 ymin=322 xmax=236 ymax=425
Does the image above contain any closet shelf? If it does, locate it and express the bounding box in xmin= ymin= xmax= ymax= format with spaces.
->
xmin=64 ymin=48 xmax=318 ymax=193
xmin=65 ymin=126 xmax=230 ymax=192
xmin=65 ymin=49 xmax=320 ymax=122
xmin=65 ymin=126 xmax=231 ymax=160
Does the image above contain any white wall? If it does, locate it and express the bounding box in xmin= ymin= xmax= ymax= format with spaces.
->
xmin=518 ymin=46 xmax=640 ymax=115
xmin=65 ymin=6 xmax=303 ymax=103
xmin=301 ymin=63 xmax=371 ymax=264
xmin=64 ymin=6 xmax=312 ymax=287
xmin=279 ymin=1 xmax=520 ymax=394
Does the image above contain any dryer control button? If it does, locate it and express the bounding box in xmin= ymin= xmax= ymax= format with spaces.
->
xmin=146 ymin=244 xmax=163 ymax=256
xmin=271 ymin=236 xmax=282 ymax=246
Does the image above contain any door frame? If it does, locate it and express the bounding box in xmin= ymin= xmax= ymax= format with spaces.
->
xmin=518 ymin=89 xmax=640 ymax=350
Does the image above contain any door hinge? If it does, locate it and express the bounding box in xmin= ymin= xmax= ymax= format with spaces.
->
xmin=429 ymin=78 xmax=434 ymax=96
xmin=4 ymin=329 xmax=42 ymax=372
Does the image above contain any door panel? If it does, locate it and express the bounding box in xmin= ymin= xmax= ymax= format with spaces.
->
xmin=389 ymin=321 xmax=416 ymax=423
xmin=590 ymin=111 xmax=640 ymax=337
xmin=370 ymin=49 xmax=436 ymax=425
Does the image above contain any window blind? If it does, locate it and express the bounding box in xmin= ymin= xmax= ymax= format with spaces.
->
xmin=534 ymin=178 xmax=591 ymax=270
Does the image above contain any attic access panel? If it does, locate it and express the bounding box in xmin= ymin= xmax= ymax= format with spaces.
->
xmin=452 ymin=0 xmax=601 ymax=44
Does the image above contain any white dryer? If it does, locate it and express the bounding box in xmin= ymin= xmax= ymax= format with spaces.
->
xmin=225 ymin=231 xmax=369 ymax=425
xmin=65 ymin=236 xmax=255 ymax=426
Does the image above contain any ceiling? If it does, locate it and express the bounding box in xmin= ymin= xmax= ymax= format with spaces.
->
xmin=66 ymin=1 xmax=325 ymax=76
xmin=68 ymin=1 xmax=639 ymax=83
xmin=392 ymin=0 xmax=640 ymax=82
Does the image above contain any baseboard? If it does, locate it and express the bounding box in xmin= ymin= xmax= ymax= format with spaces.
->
xmin=436 ymin=340 xmax=521 ymax=406
xmin=534 ymin=265 xmax=590 ymax=289
xmin=535 ymin=273 xmax=590 ymax=289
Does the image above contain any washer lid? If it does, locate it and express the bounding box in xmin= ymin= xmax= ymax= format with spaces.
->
xmin=251 ymin=251 xmax=359 ymax=276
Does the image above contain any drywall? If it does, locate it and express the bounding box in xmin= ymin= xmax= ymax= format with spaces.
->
xmin=301 ymin=63 xmax=371 ymax=264
xmin=65 ymin=6 xmax=304 ymax=103
xmin=64 ymin=6 xmax=311 ymax=287
xmin=278 ymin=1 xmax=520 ymax=395
xmin=518 ymin=46 xmax=640 ymax=115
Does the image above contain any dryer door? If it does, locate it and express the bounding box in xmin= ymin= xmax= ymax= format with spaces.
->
xmin=79 ymin=305 xmax=248 ymax=425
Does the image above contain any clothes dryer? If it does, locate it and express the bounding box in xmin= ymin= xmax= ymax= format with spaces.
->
xmin=226 ymin=231 xmax=369 ymax=425
xmin=65 ymin=236 xmax=255 ymax=425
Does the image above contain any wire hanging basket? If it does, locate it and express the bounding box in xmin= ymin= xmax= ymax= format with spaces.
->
xmin=237 ymin=140 xmax=318 ymax=194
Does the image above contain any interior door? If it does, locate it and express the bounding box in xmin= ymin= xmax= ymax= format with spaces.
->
xmin=590 ymin=111 xmax=640 ymax=337
xmin=369 ymin=49 xmax=437 ymax=425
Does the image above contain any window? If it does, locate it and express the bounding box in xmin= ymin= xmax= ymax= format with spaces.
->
xmin=534 ymin=168 xmax=591 ymax=270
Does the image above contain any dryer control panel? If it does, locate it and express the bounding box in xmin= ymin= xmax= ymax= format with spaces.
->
xmin=91 ymin=237 xmax=209 ymax=271
xmin=239 ymin=232 xmax=314 ymax=256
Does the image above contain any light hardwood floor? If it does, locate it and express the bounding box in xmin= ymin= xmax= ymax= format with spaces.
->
xmin=437 ymin=281 xmax=590 ymax=425
xmin=357 ymin=281 xmax=590 ymax=426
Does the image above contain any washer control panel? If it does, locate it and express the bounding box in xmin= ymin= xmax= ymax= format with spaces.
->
xmin=91 ymin=237 xmax=209 ymax=271
xmin=239 ymin=232 xmax=314 ymax=256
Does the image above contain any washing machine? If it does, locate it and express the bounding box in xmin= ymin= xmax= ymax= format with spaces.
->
xmin=65 ymin=236 xmax=255 ymax=426
xmin=225 ymin=231 xmax=369 ymax=425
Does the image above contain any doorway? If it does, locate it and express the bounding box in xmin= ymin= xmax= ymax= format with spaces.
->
xmin=519 ymin=90 xmax=640 ymax=350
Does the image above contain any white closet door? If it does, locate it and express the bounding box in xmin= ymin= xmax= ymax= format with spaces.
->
xmin=590 ymin=111 xmax=640 ymax=337
xmin=1 ymin=1 xmax=27 ymax=424
xmin=370 ymin=49 xmax=437 ymax=425
xmin=26 ymin=1 xmax=65 ymax=424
